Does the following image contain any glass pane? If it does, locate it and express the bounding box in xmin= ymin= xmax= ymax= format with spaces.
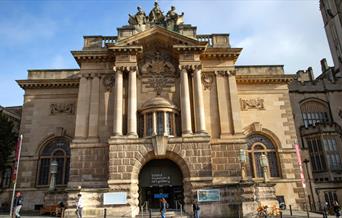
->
xmin=38 ymin=159 xmax=50 ymax=185
xmin=157 ymin=112 xmax=164 ymax=135
xmin=2 ymin=168 xmax=11 ymax=188
xmin=254 ymin=152 xmax=263 ymax=178
xmin=146 ymin=113 xmax=153 ymax=136
xmin=268 ymin=152 xmax=280 ymax=177
xmin=138 ymin=115 xmax=144 ymax=137
xmin=56 ymin=158 xmax=65 ymax=185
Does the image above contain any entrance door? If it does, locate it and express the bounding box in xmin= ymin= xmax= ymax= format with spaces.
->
xmin=139 ymin=159 xmax=184 ymax=209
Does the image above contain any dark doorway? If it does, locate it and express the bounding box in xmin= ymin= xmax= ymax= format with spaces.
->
xmin=139 ymin=159 xmax=184 ymax=209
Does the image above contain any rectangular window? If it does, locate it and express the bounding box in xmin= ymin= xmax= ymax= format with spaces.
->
xmin=307 ymin=137 xmax=327 ymax=172
xmin=157 ymin=112 xmax=164 ymax=135
xmin=323 ymin=136 xmax=342 ymax=171
xmin=166 ymin=112 xmax=173 ymax=135
xmin=2 ymin=168 xmax=11 ymax=188
xmin=324 ymin=191 xmax=338 ymax=206
xmin=138 ymin=115 xmax=144 ymax=137
xmin=38 ymin=158 xmax=50 ymax=185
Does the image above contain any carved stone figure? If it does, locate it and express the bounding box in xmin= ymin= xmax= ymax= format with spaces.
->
xmin=149 ymin=1 xmax=164 ymax=24
xmin=166 ymin=6 xmax=184 ymax=31
xmin=128 ymin=6 xmax=147 ymax=26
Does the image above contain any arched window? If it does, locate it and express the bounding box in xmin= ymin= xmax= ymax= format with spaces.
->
xmin=247 ymin=134 xmax=280 ymax=178
xmin=300 ymin=100 xmax=330 ymax=127
xmin=138 ymin=97 xmax=179 ymax=137
xmin=37 ymin=137 xmax=70 ymax=187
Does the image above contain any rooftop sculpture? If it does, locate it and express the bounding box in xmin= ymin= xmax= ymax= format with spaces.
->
xmin=128 ymin=0 xmax=184 ymax=32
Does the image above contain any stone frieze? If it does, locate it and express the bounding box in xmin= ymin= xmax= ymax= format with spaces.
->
xmin=50 ymin=103 xmax=75 ymax=115
xmin=240 ymin=98 xmax=265 ymax=111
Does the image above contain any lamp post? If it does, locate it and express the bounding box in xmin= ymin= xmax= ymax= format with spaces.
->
xmin=303 ymin=158 xmax=316 ymax=211
xmin=239 ymin=149 xmax=248 ymax=182
xmin=49 ymin=159 xmax=58 ymax=192
xmin=260 ymin=153 xmax=269 ymax=183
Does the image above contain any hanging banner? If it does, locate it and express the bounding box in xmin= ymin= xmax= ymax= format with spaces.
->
xmin=295 ymin=143 xmax=306 ymax=188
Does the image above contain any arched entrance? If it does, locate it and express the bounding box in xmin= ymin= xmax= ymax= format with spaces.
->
xmin=139 ymin=159 xmax=184 ymax=209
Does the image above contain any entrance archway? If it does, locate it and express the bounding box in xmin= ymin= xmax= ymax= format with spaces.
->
xmin=139 ymin=159 xmax=184 ymax=209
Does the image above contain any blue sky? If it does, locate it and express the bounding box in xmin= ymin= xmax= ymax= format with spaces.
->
xmin=0 ymin=0 xmax=332 ymax=106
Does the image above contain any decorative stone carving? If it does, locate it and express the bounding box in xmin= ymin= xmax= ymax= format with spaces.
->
xmin=127 ymin=1 xmax=184 ymax=32
xmin=201 ymin=74 xmax=213 ymax=90
xmin=141 ymin=52 xmax=176 ymax=94
xmin=240 ymin=98 xmax=265 ymax=111
xmin=103 ymin=74 xmax=115 ymax=91
xmin=50 ymin=103 xmax=75 ymax=115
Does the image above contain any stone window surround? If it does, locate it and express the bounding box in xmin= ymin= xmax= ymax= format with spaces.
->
xmin=36 ymin=138 xmax=70 ymax=187
xmin=300 ymin=99 xmax=331 ymax=128
xmin=247 ymin=135 xmax=281 ymax=180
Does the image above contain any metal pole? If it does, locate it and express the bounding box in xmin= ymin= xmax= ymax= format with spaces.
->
xmin=104 ymin=208 xmax=107 ymax=218
xmin=9 ymin=135 xmax=23 ymax=218
xmin=289 ymin=205 xmax=292 ymax=216
xmin=304 ymin=159 xmax=316 ymax=211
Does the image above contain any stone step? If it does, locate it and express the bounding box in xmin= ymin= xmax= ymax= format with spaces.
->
xmin=138 ymin=210 xmax=190 ymax=218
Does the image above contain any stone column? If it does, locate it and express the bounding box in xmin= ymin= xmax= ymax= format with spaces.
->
xmin=228 ymin=72 xmax=243 ymax=133
xmin=180 ymin=67 xmax=192 ymax=135
xmin=127 ymin=69 xmax=137 ymax=137
xmin=113 ymin=69 xmax=123 ymax=136
xmin=152 ymin=112 xmax=157 ymax=135
xmin=88 ymin=74 xmax=100 ymax=139
xmin=74 ymin=75 xmax=91 ymax=139
xmin=193 ymin=67 xmax=207 ymax=134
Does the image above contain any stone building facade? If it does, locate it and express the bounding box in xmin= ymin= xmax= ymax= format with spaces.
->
xmin=0 ymin=3 xmax=305 ymax=217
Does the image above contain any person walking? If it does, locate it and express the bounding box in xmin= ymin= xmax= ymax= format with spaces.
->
xmin=333 ymin=201 xmax=341 ymax=218
xmin=13 ymin=192 xmax=23 ymax=218
xmin=192 ymin=200 xmax=200 ymax=218
xmin=323 ymin=202 xmax=329 ymax=218
xmin=76 ymin=194 xmax=83 ymax=218
xmin=160 ymin=198 xmax=168 ymax=218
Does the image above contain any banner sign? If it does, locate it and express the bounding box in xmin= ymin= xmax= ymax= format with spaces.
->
xmin=295 ymin=143 xmax=306 ymax=188
xmin=197 ymin=189 xmax=220 ymax=202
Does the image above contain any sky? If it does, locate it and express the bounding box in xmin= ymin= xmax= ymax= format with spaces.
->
xmin=0 ymin=0 xmax=333 ymax=107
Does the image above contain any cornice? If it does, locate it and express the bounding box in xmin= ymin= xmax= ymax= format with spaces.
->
xmin=71 ymin=50 xmax=114 ymax=65
xmin=236 ymin=75 xmax=294 ymax=84
xmin=108 ymin=46 xmax=143 ymax=54
xmin=17 ymin=79 xmax=79 ymax=90
xmin=173 ymin=45 xmax=207 ymax=52
xmin=201 ymin=47 xmax=242 ymax=60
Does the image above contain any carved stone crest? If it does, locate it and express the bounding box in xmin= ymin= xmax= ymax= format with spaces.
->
xmin=50 ymin=103 xmax=75 ymax=115
xmin=201 ymin=74 xmax=213 ymax=90
xmin=141 ymin=52 xmax=176 ymax=94
xmin=240 ymin=98 xmax=265 ymax=111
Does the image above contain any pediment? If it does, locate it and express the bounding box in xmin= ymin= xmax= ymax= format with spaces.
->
xmin=112 ymin=26 xmax=206 ymax=48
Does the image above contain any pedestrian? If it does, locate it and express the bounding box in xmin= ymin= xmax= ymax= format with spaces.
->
xmin=76 ymin=194 xmax=83 ymax=218
xmin=13 ymin=192 xmax=23 ymax=218
xmin=323 ymin=202 xmax=329 ymax=218
xmin=333 ymin=201 xmax=341 ymax=218
xmin=192 ymin=200 xmax=200 ymax=218
xmin=160 ymin=198 xmax=168 ymax=218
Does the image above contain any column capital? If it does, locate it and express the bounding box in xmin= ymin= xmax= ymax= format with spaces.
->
xmin=113 ymin=65 xmax=137 ymax=72
xmin=179 ymin=64 xmax=201 ymax=71
xmin=215 ymin=70 xmax=236 ymax=77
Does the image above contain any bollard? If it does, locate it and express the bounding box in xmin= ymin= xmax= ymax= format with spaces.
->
xmin=289 ymin=205 xmax=292 ymax=216
xmin=149 ymin=208 xmax=152 ymax=218
xmin=104 ymin=208 xmax=107 ymax=218
xmin=280 ymin=211 xmax=283 ymax=218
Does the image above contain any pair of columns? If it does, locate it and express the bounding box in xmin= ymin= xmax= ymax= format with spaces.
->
xmin=75 ymin=74 xmax=100 ymax=139
xmin=180 ymin=66 xmax=207 ymax=135
xmin=112 ymin=66 xmax=137 ymax=137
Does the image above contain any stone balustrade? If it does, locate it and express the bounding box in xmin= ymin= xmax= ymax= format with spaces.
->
xmin=83 ymin=36 xmax=118 ymax=49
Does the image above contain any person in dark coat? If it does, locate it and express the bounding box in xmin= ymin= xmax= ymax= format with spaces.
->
xmin=333 ymin=201 xmax=341 ymax=218
xmin=193 ymin=200 xmax=200 ymax=218
xmin=323 ymin=202 xmax=329 ymax=218
xmin=13 ymin=192 xmax=23 ymax=218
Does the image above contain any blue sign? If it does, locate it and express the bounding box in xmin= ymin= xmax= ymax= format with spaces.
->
xmin=154 ymin=193 xmax=169 ymax=199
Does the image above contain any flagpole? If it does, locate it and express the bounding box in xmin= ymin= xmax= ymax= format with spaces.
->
xmin=9 ymin=134 xmax=23 ymax=218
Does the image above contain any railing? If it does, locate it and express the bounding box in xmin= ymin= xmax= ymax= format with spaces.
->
xmin=102 ymin=36 xmax=118 ymax=47
xmin=83 ymin=36 xmax=118 ymax=49
xmin=197 ymin=34 xmax=213 ymax=46
xmin=140 ymin=201 xmax=148 ymax=218
xmin=175 ymin=200 xmax=183 ymax=217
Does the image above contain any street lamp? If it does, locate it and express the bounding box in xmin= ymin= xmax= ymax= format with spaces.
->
xmin=49 ymin=159 xmax=58 ymax=192
xmin=260 ymin=153 xmax=269 ymax=183
xmin=239 ymin=149 xmax=248 ymax=182
xmin=303 ymin=158 xmax=316 ymax=211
